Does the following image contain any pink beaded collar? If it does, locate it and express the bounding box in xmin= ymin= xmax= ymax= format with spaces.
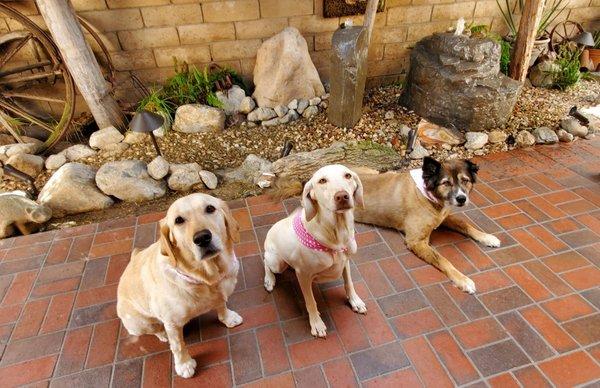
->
xmin=293 ymin=212 xmax=350 ymax=253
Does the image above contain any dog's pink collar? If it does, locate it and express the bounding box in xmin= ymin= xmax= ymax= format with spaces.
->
xmin=410 ymin=168 xmax=439 ymax=204
xmin=293 ymin=212 xmax=350 ymax=253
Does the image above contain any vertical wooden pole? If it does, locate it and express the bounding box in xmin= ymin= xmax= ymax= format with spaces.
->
xmin=36 ymin=0 xmax=126 ymax=130
xmin=509 ymin=0 xmax=546 ymax=82
xmin=363 ymin=0 xmax=379 ymax=44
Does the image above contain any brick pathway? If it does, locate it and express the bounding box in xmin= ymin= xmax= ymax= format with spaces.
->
xmin=1 ymin=140 xmax=599 ymax=387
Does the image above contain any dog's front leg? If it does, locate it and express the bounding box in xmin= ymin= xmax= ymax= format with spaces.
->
xmin=342 ymin=260 xmax=367 ymax=314
xmin=406 ymin=238 xmax=476 ymax=294
xmin=217 ymin=303 xmax=243 ymax=328
xmin=296 ymin=272 xmax=327 ymax=337
xmin=164 ymin=323 xmax=196 ymax=378
xmin=442 ymin=214 xmax=501 ymax=247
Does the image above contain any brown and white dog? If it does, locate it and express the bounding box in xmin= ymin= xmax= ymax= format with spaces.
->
xmin=117 ymin=193 xmax=242 ymax=378
xmin=263 ymin=164 xmax=366 ymax=337
xmin=354 ymin=157 xmax=501 ymax=293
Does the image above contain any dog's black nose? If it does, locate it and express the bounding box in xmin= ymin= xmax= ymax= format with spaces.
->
xmin=456 ymin=195 xmax=467 ymax=205
xmin=335 ymin=191 xmax=350 ymax=203
xmin=193 ymin=229 xmax=212 ymax=247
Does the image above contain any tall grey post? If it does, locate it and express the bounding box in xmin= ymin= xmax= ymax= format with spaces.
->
xmin=328 ymin=25 xmax=369 ymax=129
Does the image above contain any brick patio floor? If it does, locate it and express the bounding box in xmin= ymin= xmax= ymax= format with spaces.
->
xmin=1 ymin=140 xmax=600 ymax=387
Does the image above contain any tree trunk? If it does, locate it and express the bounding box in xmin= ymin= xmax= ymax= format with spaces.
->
xmin=36 ymin=0 xmax=126 ymax=130
xmin=272 ymin=142 xmax=402 ymax=181
xmin=509 ymin=0 xmax=546 ymax=82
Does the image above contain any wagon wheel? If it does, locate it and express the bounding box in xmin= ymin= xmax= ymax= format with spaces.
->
xmin=0 ymin=3 xmax=75 ymax=154
xmin=549 ymin=21 xmax=584 ymax=53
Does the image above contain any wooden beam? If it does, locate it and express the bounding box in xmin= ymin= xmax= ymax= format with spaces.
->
xmin=363 ymin=0 xmax=379 ymax=44
xmin=509 ymin=0 xmax=546 ymax=82
xmin=36 ymin=0 xmax=126 ymax=130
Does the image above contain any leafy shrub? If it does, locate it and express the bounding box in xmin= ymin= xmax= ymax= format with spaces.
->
xmin=551 ymin=44 xmax=581 ymax=90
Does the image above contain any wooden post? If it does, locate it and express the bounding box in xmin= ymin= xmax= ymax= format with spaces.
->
xmin=509 ymin=0 xmax=546 ymax=82
xmin=363 ymin=0 xmax=379 ymax=44
xmin=36 ymin=0 xmax=126 ymax=130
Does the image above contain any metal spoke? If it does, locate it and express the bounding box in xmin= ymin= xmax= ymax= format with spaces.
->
xmin=2 ymin=91 xmax=66 ymax=104
xmin=0 ymin=61 xmax=51 ymax=78
xmin=0 ymin=69 xmax=63 ymax=85
xmin=0 ymin=99 xmax=56 ymax=132
xmin=0 ymin=34 xmax=32 ymax=69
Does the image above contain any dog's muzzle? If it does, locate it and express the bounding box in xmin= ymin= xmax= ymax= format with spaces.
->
xmin=194 ymin=229 xmax=220 ymax=259
xmin=334 ymin=190 xmax=352 ymax=211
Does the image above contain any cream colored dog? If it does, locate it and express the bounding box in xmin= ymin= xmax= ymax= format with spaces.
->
xmin=117 ymin=193 xmax=242 ymax=378
xmin=263 ymin=164 xmax=366 ymax=337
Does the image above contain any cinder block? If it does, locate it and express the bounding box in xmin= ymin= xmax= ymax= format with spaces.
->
xmin=387 ymin=6 xmax=432 ymax=25
xmin=106 ymin=0 xmax=170 ymax=9
xmin=431 ymin=2 xmax=476 ymax=21
xmin=153 ymin=45 xmax=212 ymax=67
xmin=202 ymin=0 xmax=260 ymax=22
xmin=118 ymin=27 xmax=179 ymax=50
xmin=211 ymin=39 xmax=262 ymax=61
xmin=111 ymin=49 xmax=156 ymax=70
xmin=178 ymin=23 xmax=236 ymax=44
xmin=259 ymin=0 xmax=313 ymax=18
xmin=234 ymin=18 xmax=289 ymax=39
xmin=80 ymin=9 xmax=143 ymax=32
xmin=289 ymin=15 xmax=340 ymax=33
xmin=142 ymin=4 xmax=202 ymax=27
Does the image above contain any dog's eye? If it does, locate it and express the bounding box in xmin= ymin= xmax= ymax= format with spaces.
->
xmin=175 ymin=216 xmax=185 ymax=224
xmin=461 ymin=177 xmax=470 ymax=184
xmin=205 ymin=205 xmax=216 ymax=214
xmin=344 ymin=173 xmax=352 ymax=179
xmin=442 ymin=181 xmax=451 ymax=187
xmin=318 ymin=178 xmax=327 ymax=184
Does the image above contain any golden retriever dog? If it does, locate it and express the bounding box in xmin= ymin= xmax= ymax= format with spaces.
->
xmin=117 ymin=193 xmax=242 ymax=378
xmin=354 ymin=157 xmax=501 ymax=294
xmin=263 ymin=164 xmax=366 ymax=338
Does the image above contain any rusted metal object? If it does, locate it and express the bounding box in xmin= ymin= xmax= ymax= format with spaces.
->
xmin=0 ymin=160 xmax=38 ymax=196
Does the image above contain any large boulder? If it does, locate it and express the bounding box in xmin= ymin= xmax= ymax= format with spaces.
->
xmin=173 ymin=104 xmax=225 ymax=133
xmin=252 ymin=27 xmax=325 ymax=108
xmin=89 ymin=126 xmax=124 ymax=150
xmin=5 ymin=154 xmax=44 ymax=177
xmin=38 ymin=163 xmax=114 ymax=217
xmin=96 ymin=160 xmax=166 ymax=202
xmin=0 ymin=142 xmax=40 ymax=161
xmin=401 ymin=33 xmax=521 ymax=132
xmin=220 ymin=154 xmax=273 ymax=184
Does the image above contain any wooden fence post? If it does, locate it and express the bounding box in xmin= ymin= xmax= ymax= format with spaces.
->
xmin=36 ymin=0 xmax=126 ymax=130
xmin=509 ymin=0 xmax=546 ymax=82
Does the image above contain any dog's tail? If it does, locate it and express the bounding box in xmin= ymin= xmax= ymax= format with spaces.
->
xmin=268 ymin=176 xmax=303 ymax=201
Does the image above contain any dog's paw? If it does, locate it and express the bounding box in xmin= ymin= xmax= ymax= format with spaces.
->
xmin=454 ymin=276 xmax=476 ymax=294
xmin=349 ymin=295 xmax=368 ymax=314
xmin=175 ymin=358 xmax=197 ymax=379
xmin=480 ymin=234 xmax=501 ymax=248
xmin=310 ymin=317 xmax=327 ymax=338
xmin=219 ymin=309 xmax=243 ymax=328
xmin=264 ymin=272 xmax=275 ymax=292
xmin=155 ymin=331 xmax=168 ymax=342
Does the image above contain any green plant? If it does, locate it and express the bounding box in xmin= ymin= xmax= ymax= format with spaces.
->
xmin=137 ymin=87 xmax=176 ymax=129
xmin=488 ymin=32 xmax=513 ymax=75
xmin=593 ymin=30 xmax=600 ymax=49
xmin=551 ymin=44 xmax=581 ymax=90
xmin=495 ymin=0 xmax=568 ymax=39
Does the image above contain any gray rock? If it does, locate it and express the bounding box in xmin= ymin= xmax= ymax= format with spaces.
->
xmin=216 ymin=85 xmax=246 ymax=115
xmin=38 ymin=163 xmax=113 ymax=217
xmin=168 ymin=163 xmax=202 ymax=191
xmin=89 ymin=126 xmax=124 ymax=149
xmin=464 ymin=132 xmax=488 ymax=150
xmin=384 ymin=111 xmax=395 ymax=120
xmin=123 ymin=131 xmax=148 ymax=144
xmin=278 ymin=110 xmax=299 ymax=124
xmin=302 ymin=105 xmax=319 ymax=119
xmin=533 ymin=127 xmax=559 ymax=144
xmin=399 ymin=125 xmax=412 ymax=140
xmin=45 ymin=153 xmax=67 ymax=170
xmin=64 ymin=144 xmax=96 ymax=161
xmin=261 ymin=118 xmax=279 ymax=127
xmin=199 ymin=170 xmax=218 ymax=189
xmin=288 ymin=99 xmax=299 ymax=110
xmin=147 ymin=156 xmax=169 ymax=180
xmin=96 ymin=160 xmax=166 ymax=202
xmin=529 ymin=61 xmax=560 ymax=88
xmin=309 ymin=97 xmax=321 ymax=106
xmin=515 ymin=130 xmax=536 ymax=147
xmin=556 ymin=129 xmax=574 ymax=142
xmin=488 ymin=130 xmax=508 ymax=144
xmin=5 ymin=153 xmax=44 ymax=177
xmin=173 ymin=104 xmax=225 ymax=133
xmin=401 ymin=33 xmax=521 ymax=131
xmin=560 ymin=117 xmax=588 ymax=138
xmin=0 ymin=143 xmax=40 ymax=161
xmin=274 ymin=104 xmax=289 ymax=117
xmin=99 ymin=142 xmax=129 ymax=155
xmin=297 ymin=99 xmax=309 ymax=114
xmin=319 ymin=100 xmax=328 ymax=110
xmin=252 ymin=27 xmax=325 ymax=108
xmin=247 ymin=107 xmax=277 ymax=122
xmin=239 ymin=96 xmax=256 ymax=114
xmin=409 ymin=140 xmax=430 ymax=159
xmin=219 ymin=154 xmax=273 ymax=184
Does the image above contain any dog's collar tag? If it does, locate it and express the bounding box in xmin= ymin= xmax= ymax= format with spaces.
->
xmin=293 ymin=212 xmax=351 ymax=253
xmin=410 ymin=169 xmax=439 ymax=204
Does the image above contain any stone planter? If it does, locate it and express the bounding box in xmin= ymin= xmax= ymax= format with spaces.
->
xmin=507 ymin=36 xmax=550 ymax=68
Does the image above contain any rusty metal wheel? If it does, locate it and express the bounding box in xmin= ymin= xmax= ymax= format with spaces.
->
xmin=549 ymin=21 xmax=584 ymax=53
xmin=0 ymin=3 xmax=76 ymax=154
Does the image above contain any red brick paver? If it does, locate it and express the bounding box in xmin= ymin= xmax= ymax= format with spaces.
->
xmin=0 ymin=140 xmax=599 ymax=387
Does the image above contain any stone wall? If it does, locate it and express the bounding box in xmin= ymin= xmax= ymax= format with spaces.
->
xmin=2 ymin=0 xmax=599 ymax=108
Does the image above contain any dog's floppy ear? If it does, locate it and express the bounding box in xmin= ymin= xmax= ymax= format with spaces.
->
xmin=422 ymin=157 xmax=441 ymax=189
xmin=159 ymin=218 xmax=177 ymax=266
xmin=302 ymin=179 xmax=317 ymax=222
xmin=350 ymin=170 xmax=365 ymax=208
xmin=465 ymin=159 xmax=479 ymax=183
xmin=220 ymin=200 xmax=240 ymax=244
